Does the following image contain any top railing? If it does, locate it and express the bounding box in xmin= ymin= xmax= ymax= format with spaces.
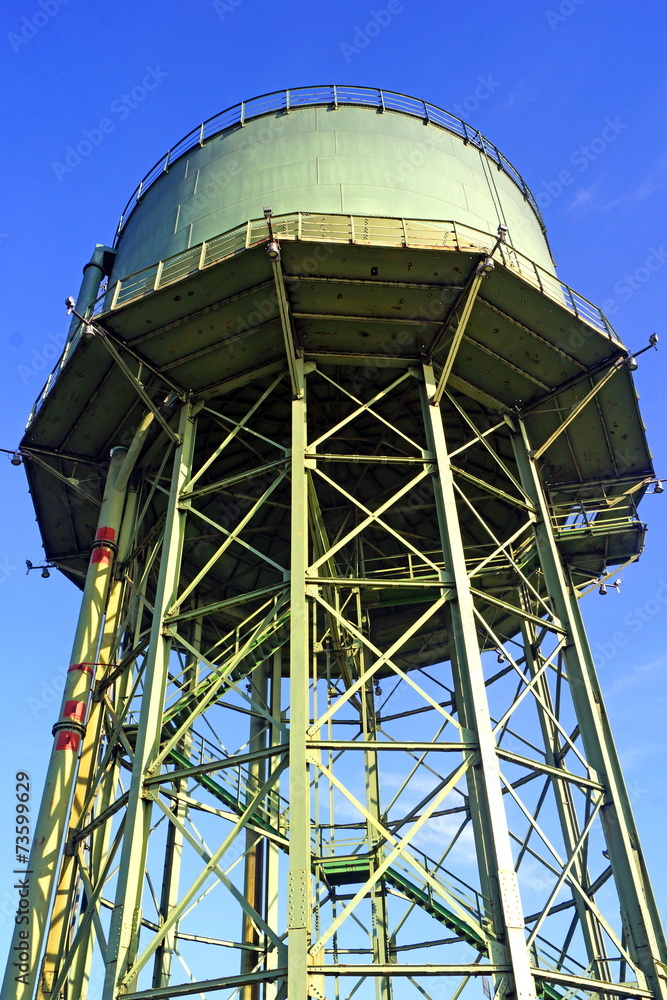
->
xmin=113 ymin=85 xmax=547 ymax=241
xmin=26 ymin=211 xmax=621 ymax=429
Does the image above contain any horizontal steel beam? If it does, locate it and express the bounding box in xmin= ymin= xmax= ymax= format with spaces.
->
xmin=125 ymin=967 xmax=287 ymax=999
xmin=143 ymin=743 xmax=289 ymax=786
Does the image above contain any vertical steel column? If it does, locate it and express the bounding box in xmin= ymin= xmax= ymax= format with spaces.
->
xmin=102 ymin=402 xmax=196 ymax=999
xmin=241 ymin=666 xmax=269 ymax=1000
xmin=420 ymin=364 xmax=538 ymax=1000
xmin=361 ymin=654 xmax=392 ymax=1000
xmin=152 ymin=615 xmax=201 ymax=990
xmin=265 ymin=651 xmax=283 ymax=1000
xmin=518 ymin=616 xmax=610 ymax=982
xmin=288 ymin=359 xmax=312 ymax=1000
xmin=1 ymin=446 xmax=133 ymax=1000
xmin=511 ymin=416 xmax=667 ymax=1000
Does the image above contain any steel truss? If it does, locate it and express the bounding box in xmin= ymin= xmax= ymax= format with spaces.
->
xmin=7 ymin=354 xmax=667 ymax=1000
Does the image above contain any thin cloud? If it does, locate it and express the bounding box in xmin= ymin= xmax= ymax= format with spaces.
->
xmin=567 ymin=185 xmax=595 ymax=211
xmin=606 ymin=655 xmax=666 ymax=697
xmin=497 ymin=79 xmax=540 ymax=114
xmin=600 ymin=155 xmax=667 ymax=211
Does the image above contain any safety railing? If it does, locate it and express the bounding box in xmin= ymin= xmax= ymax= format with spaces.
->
xmin=104 ymin=212 xmax=617 ymax=339
xmin=387 ymin=849 xmax=487 ymax=924
xmin=113 ymin=85 xmax=546 ymax=239
xmin=26 ymin=212 xmax=620 ymax=428
xmin=174 ymin=727 xmax=288 ymax=835
xmin=550 ymin=496 xmax=645 ymax=540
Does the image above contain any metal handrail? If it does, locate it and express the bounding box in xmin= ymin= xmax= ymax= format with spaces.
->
xmin=113 ymin=84 xmax=547 ymax=241
xmin=103 ymin=213 xmax=616 ymax=336
xmin=24 ymin=212 xmax=620 ymax=429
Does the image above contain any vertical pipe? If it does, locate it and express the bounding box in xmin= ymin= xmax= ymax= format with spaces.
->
xmin=102 ymin=403 xmax=196 ymax=999
xmin=35 ymin=484 xmax=140 ymax=1000
xmin=67 ymin=485 xmax=140 ymax=1000
xmin=64 ymin=245 xmax=116 ymax=358
xmin=1 ymin=446 xmax=133 ymax=1000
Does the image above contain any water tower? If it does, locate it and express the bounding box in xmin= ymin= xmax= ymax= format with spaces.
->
xmin=4 ymin=86 xmax=666 ymax=1000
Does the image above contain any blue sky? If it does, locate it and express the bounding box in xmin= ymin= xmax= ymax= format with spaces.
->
xmin=0 ymin=0 xmax=666 ymax=966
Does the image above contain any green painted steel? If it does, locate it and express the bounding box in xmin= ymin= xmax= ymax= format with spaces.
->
xmin=114 ymin=86 xmax=546 ymax=240
xmin=110 ymin=92 xmax=554 ymax=286
xmin=0 ymin=445 xmax=140 ymax=1000
xmin=5 ymin=85 xmax=666 ymax=1000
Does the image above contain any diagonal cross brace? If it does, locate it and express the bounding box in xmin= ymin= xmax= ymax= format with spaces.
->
xmin=431 ymin=272 xmax=485 ymax=405
xmin=93 ymin=331 xmax=181 ymax=445
xmin=531 ymin=359 xmax=624 ymax=461
xmin=271 ymin=258 xmax=302 ymax=398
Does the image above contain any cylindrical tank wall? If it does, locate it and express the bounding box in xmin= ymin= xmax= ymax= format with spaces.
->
xmin=111 ymin=104 xmax=553 ymax=283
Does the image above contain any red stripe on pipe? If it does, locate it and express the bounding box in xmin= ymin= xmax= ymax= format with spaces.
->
xmin=63 ymin=700 xmax=86 ymax=723
xmin=91 ymin=548 xmax=111 ymax=566
xmin=68 ymin=663 xmax=95 ymax=676
xmin=55 ymin=731 xmax=81 ymax=752
xmin=95 ymin=526 xmax=117 ymax=543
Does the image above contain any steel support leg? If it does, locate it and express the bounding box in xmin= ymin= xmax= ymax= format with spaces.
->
xmin=288 ymin=358 xmax=312 ymax=1000
xmin=241 ymin=665 xmax=269 ymax=1000
xmin=421 ymin=363 xmax=538 ymax=1000
xmin=152 ymin=615 xmax=200 ymax=991
xmin=518 ymin=616 xmax=611 ymax=982
xmin=265 ymin=651 xmax=283 ymax=1000
xmin=511 ymin=416 xmax=667 ymax=1000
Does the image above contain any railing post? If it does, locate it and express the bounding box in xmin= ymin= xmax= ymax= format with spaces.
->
xmin=110 ymin=280 xmax=122 ymax=311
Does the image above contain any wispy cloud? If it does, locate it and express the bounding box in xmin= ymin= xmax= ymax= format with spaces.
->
xmin=605 ymin=655 xmax=666 ymax=697
xmin=600 ymin=155 xmax=667 ymax=211
xmin=497 ymin=78 xmax=540 ymax=114
xmin=567 ymin=185 xmax=596 ymax=212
